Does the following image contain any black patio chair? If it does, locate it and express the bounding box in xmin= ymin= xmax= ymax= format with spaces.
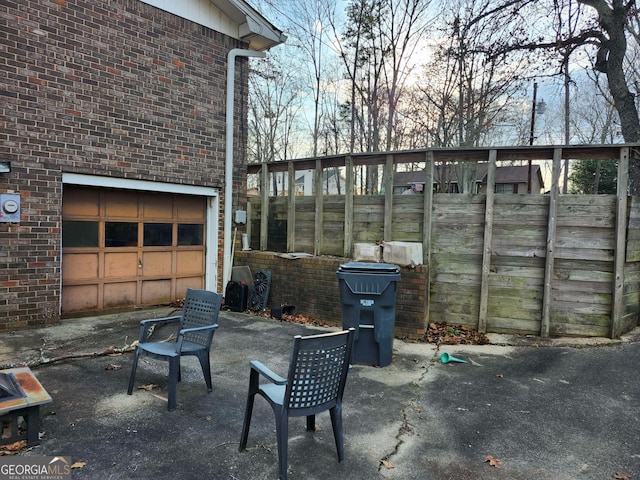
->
xmin=239 ymin=328 xmax=355 ymax=480
xmin=127 ymin=288 xmax=222 ymax=411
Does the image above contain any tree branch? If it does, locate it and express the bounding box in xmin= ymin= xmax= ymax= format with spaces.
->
xmin=0 ymin=342 xmax=137 ymax=370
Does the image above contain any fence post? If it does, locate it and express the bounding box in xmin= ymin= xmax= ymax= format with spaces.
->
xmin=287 ymin=161 xmax=296 ymax=252
xmin=314 ymin=159 xmax=324 ymax=255
xmin=344 ymin=156 xmax=354 ymax=258
xmin=478 ymin=150 xmax=496 ymax=333
xmin=383 ymin=154 xmax=394 ymax=242
xmin=260 ymin=162 xmax=269 ymax=251
xmin=423 ymin=151 xmax=434 ymax=325
xmin=611 ymin=146 xmax=630 ymax=338
xmin=541 ymin=148 xmax=562 ymax=337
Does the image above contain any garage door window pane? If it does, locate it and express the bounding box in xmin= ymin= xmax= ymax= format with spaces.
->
xmin=144 ymin=223 xmax=172 ymax=246
xmin=178 ymin=224 xmax=203 ymax=246
xmin=63 ymin=221 xmax=99 ymax=247
xmin=105 ymin=222 xmax=138 ymax=247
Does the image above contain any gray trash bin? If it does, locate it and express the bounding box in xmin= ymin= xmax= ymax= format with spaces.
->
xmin=337 ymin=262 xmax=400 ymax=367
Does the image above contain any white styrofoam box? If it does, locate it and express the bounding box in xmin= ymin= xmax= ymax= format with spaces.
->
xmin=382 ymin=241 xmax=423 ymax=267
xmin=353 ymin=243 xmax=381 ymax=262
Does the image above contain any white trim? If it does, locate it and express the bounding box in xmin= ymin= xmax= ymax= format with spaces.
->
xmin=139 ymin=0 xmax=237 ymax=41
xmin=62 ymin=173 xmax=219 ymax=292
xmin=138 ymin=0 xmax=286 ymax=51
xmin=205 ymin=195 xmax=220 ymax=292
xmin=62 ymin=173 xmax=219 ymax=197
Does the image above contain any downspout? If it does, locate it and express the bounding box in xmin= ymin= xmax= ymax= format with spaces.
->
xmin=223 ymin=48 xmax=266 ymax=291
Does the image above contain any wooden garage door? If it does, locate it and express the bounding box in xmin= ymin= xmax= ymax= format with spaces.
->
xmin=62 ymin=186 xmax=206 ymax=315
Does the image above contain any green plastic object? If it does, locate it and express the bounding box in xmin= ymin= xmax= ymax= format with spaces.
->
xmin=440 ymin=352 xmax=467 ymax=364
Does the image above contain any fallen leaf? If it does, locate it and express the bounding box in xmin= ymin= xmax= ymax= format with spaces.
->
xmin=614 ymin=473 xmax=631 ymax=480
xmin=425 ymin=322 xmax=490 ymax=345
xmin=138 ymin=384 xmax=159 ymax=391
xmin=105 ymin=364 xmax=121 ymax=371
xmin=71 ymin=461 xmax=86 ymax=469
xmin=0 ymin=440 xmax=27 ymax=454
xmin=484 ymin=455 xmax=502 ymax=468
xmin=380 ymin=460 xmax=395 ymax=469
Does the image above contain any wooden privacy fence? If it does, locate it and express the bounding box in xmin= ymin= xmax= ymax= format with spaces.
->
xmin=246 ymin=145 xmax=640 ymax=338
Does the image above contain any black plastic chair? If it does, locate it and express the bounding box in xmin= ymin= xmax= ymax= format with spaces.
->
xmin=239 ymin=328 xmax=355 ymax=480
xmin=127 ymin=288 xmax=222 ymax=411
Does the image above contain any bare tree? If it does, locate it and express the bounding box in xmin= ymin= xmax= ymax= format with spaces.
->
xmin=419 ymin=0 xmax=540 ymax=191
xmin=328 ymin=0 xmax=387 ymax=192
xmin=262 ymin=0 xmax=342 ymax=158
xmin=327 ymin=0 xmax=434 ymax=192
xmin=571 ymin=72 xmax=620 ymax=143
xmin=545 ymin=0 xmax=639 ymax=190
xmin=490 ymin=0 xmax=639 ymax=143
xmin=335 ymin=0 xmax=433 ymax=152
xmin=581 ymin=0 xmax=639 ymax=142
xmin=341 ymin=0 xmax=387 ymax=153
xmin=377 ymin=0 xmax=434 ymax=151
xmin=248 ymin=52 xmax=305 ymax=195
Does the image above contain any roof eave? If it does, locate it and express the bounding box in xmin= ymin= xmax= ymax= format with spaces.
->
xmin=216 ymin=0 xmax=287 ymax=50
xmin=239 ymin=15 xmax=287 ymax=51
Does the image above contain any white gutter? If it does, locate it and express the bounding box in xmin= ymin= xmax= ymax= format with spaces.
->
xmin=223 ymin=48 xmax=266 ymax=291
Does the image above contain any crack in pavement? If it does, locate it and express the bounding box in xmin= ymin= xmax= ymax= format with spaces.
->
xmin=377 ymin=348 xmax=440 ymax=473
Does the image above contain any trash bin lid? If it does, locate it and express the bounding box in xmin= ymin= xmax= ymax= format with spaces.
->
xmin=337 ymin=262 xmax=400 ymax=274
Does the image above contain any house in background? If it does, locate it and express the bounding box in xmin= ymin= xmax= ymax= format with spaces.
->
xmin=256 ymin=168 xmax=346 ymax=196
xmin=393 ymin=164 xmax=545 ymax=194
xmin=295 ymin=169 xmax=345 ymax=195
xmin=254 ymin=163 xmax=544 ymax=197
xmin=0 ymin=0 xmax=285 ymax=331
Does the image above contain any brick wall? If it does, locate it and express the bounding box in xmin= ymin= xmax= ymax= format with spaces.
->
xmin=235 ymin=251 xmax=429 ymax=340
xmin=0 ymin=0 xmax=247 ymax=331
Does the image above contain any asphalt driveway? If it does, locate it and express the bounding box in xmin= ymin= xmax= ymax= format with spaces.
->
xmin=0 ymin=309 xmax=638 ymax=479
